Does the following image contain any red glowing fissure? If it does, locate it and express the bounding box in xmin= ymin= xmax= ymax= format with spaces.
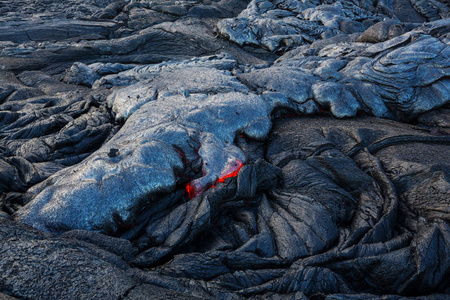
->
xmin=186 ymin=160 xmax=244 ymax=199
xmin=185 ymin=182 xmax=196 ymax=199
xmin=212 ymin=160 xmax=243 ymax=187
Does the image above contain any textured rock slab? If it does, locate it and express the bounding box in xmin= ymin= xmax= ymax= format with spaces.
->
xmin=95 ymin=52 xmax=238 ymax=88
xmin=0 ymin=20 xmax=118 ymax=43
xmin=0 ymin=13 xmax=270 ymax=73
xmin=0 ymin=218 xmax=208 ymax=299
xmin=243 ymin=31 xmax=450 ymax=120
xmin=217 ymin=0 xmax=385 ymax=52
xmin=0 ymin=70 xmax=114 ymax=207
xmin=14 ymin=88 xmax=274 ymax=233
xmin=13 ymin=52 xmax=282 ymax=233
xmin=236 ymin=116 xmax=450 ymax=296
xmin=0 ymin=218 xmax=135 ymax=299
xmin=104 ymin=53 xmax=244 ymax=121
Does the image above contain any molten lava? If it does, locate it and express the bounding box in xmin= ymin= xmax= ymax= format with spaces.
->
xmin=186 ymin=182 xmax=197 ymax=199
xmin=186 ymin=160 xmax=243 ymax=199
xmin=213 ymin=160 xmax=243 ymax=186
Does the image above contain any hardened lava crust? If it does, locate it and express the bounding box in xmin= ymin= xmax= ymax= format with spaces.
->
xmin=0 ymin=0 xmax=449 ymax=299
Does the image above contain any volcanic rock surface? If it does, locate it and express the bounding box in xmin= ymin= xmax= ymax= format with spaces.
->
xmin=0 ymin=0 xmax=449 ymax=299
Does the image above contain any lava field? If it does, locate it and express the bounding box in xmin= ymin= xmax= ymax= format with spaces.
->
xmin=0 ymin=0 xmax=449 ymax=299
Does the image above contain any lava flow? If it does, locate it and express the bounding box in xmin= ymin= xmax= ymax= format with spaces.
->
xmin=186 ymin=160 xmax=244 ymax=199
xmin=212 ymin=160 xmax=243 ymax=186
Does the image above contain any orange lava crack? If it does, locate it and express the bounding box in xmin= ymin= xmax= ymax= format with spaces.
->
xmin=186 ymin=160 xmax=243 ymax=199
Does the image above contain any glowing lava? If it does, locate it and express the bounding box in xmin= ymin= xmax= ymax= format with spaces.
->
xmin=212 ymin=160 xmax=243 ymax=186
xmin=186 ymin=160 xmax=243 ymax=199
xmin=186 ymin=182 xmax=197 ymax=199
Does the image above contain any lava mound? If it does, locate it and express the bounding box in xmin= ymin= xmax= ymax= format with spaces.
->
xmin=0 ymin=0 xmax=449 ymax=299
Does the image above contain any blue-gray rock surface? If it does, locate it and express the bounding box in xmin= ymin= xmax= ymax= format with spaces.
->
xmin=0 ymin=0 xmax=449 ymax=299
